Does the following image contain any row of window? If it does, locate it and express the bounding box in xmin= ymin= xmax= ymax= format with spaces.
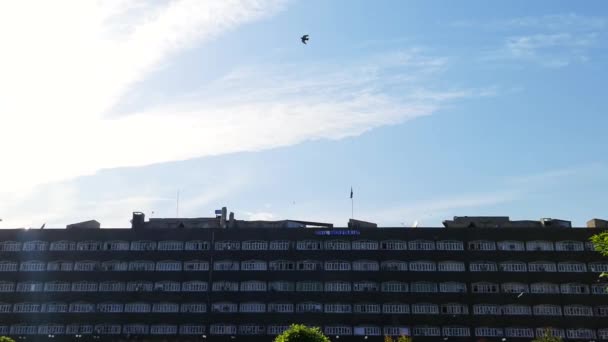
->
xmin=2 ymin=301 xmax=606 ymax=316
xmin=4 ymin=259 xmax=604 ymax=273
xmin=1 ymin=280 xmax=604 ymax=295
xmin=0 ymin=239 xmax=594 ymax=252
xmin=0 ymin=324 xmax=604 ymax=339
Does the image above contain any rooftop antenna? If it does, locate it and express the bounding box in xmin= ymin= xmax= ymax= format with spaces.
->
xmin=40 ymin=223 xmax=45 ymax=229
xmin=176 ymin=190 xmax=180 ymax=218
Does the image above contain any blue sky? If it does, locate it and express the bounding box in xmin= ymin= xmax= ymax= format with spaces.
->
xmin=1 ymin=0 xmax=607 ymax=228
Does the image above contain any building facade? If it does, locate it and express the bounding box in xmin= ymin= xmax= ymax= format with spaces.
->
xmin=0 ymin=213 xmax=607 ymax=341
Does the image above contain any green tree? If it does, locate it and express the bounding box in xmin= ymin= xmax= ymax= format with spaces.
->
xmin=0 ymin=337 xmax=15 ymax=342
xmin=384 ymin=335 xmax=412 ymax=342
xmin=592 ymin=232 xmax=608 ymax=280
xmin=531 ymin=328 xmax=563 ymax=342
xmin=274 ymin=324 xmax=330 ymax=342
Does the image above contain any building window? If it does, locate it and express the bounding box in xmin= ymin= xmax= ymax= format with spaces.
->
xmin=10 ymin=325 xmax=37 ymax=335
xmin=154 ymin=281 xmax=180 ymax=292
xmin=66 ymin=325 xmax=93 ymax=334
xmin=69 ymin=302 xmax=95 ymax=313
xmin=182 ymin=281 xmax=208 ymax=292
xmin=268 ymin=326 xmax=290 ymax=336
xmin=179 ymin=325 xmax=205 ymax=335
xmin=497 ymin=240 xmax=525 ymax=251
xmin=352 ymin=240 xmax=378 ymax=250
xmin=324 ymin=303 xmax=352 ymax=313
xmin=38 ymin=325 xmax=62 ymax=335
xmin=99 ymin=281 xmax=125 ymax=292
xmin=473 ymin=304 xmax=501 ymax=315
xmin=468 ymin=240 xmax=496 ymax=251
xmin=564 ymin=305 xmax=593 ymax=317
xmin=599 ymin=329 xmax=608 ymax=340
xmin=531 ymin=282 xmax=560 ymax=294
xmin=528 ymin=261 xmax=557 ymax=272
xmin=183 ymin=260 xmax=209 ymax=271
xmin=71 ymin=281 xmax=97 ymax=292
xmin=325 ymin=281 xmax=351 ymax=292
xmin=210 ymin=324 xmax=237 ymax=335
xmin=130 ymin=240 xmax=156 ymax=251
xmin=380 ymin=240 xmax=407 ymax=250
xmin=440 ymin=282 xmax=466 ymax=293
xmin=325 ymin=326 xmax=353 ymax=336
xmin=296 ymin=302 xmax=322 ymax=313
xmin=324 ymin=240 xmax=351 ymax=250
xmin=472 ymin=282 xmax=499 ymax=294
xmin=0 ymin=282 xmax=14 ymax=292
xmin=438 ymin=261 xmax=465 ymax=272
xmin=152 ymin=302 xmax=179 ymax=313
xmin=124 ymin=324 xmax=149 ymax=335
xmin=412 ymin=303 xmax=439 ymax=314
xmin=555 ymin=240 xmax=584 ymax=251
xmin=502 ymin=282 xmax=529 ymax=294
xmin=354 ymin=303 xmax=380 ymax=314
xmin=381 ymin=281 xmax=408 ymax=293
xmin=269 ymin=240 xmax=290 ymax=250
xmin=43 ymin=281 xmax=70 ymax=292
xmin=22 ymin=240 xmax=48 ymax=252
xmin=499 ymin=261 xmax=527 ymax=272
xmin=0 ymin=261 xmax=18 ymax=272
xmin=102 ymin=240 xmax=129 ymax=251
xmin=502 ymin=304 xmax=531 ymax=315
xmin=558 ymin=261 xmax=587 ymax=273
xmin=97 ymin=303 xmax=123 ymax=313
xmin=526 ymin=240 xmax=554 ymax=251
xmin=150 ymin=325 xmax=177 ymax=335
xmin=592 ymin=283 xmax=608 ymax=295
xmin=409 ymin=240 xmax=435 ymax=251
xmin=443 ymin=326 xmax=470 ymax=337
xmin=353 ymin=281 xmax=378 ymax=292
xmin=94 ymin=324 xmax=122 ymax=335
xmin=441 ymin=303 xmax=468 ymax=315
xmin=20 ymin=260 xmax=46 ymax=272
xmin=43 ymin=302 xmax=68 ymax=313
xmin=566 ymin=329 xmax=596 ymax=339
xmin=47 ymin=260 xmax=73 ymax=271
xmin=126 ymin=281 xmax=153 ymax=292
xmin=585 ymin=241 xmax=596 ymax=251
xmin=214 ymin=260 xmax=239 ymax=271
xmin=0 ymin=241 xmax=21 ymax=252
xmin=383 ymin=303 xmax=410 ymax=314
xmin=436 ymin=240 xmax=464 ymax=251
xmin=354 ymin=326 xmax=381 ymax=336
xmin=184 ymin=240 xmax=209 ymax=251
xmin=505 ymin=327 xmax=534 ymax=338
xmin=324 ymin=260 xmax=351 ymax=271
xmin=215 ymin=240 xmax=240 ymax=251
xmin=596 ymin=306 xmax=608 ymax=317
xmin=156 ymin=260 xmax=182 ymax=271
xmin=409 ymin=261 xmax=436 ymax=272
xmin=533 ymin=304 xmax=562 ymax=316
xmin=212 ymin=281 xmax=239 ymax=292
xmin=239 ymin=324 xmax=265 ymax=335
xmin=180 ymin=303 xmax=207 ymax=313
xmin=469 ymin=261 xmax=497 ymax=272
xmin=0 ymin=303 xmax=11 ymax=313
xmin=296 ymin=240 xmax=321 ymax=250
xmin=269 ymin=281 xmax=294 ymax=292
xmin=413 ymin=326 xmax=440 ymax=337
xmin=296 ymin=281 xmax=323 ymax=292
xmin=352 ymin=260 xmax=379 ymax=271
xmin=475 ymin=327 xmax=503 ymax=337
xmin=76 ymin=241 xmax=100 ymax=251
xmin=268 ymin=303 xmax=294 ymax=313
xmin=157 ymin=240 xmax=183 ymax=251
xmin=269 ymin=260 xmax=295 ymax=271
xmin=589 ymin=262 xmax=608 ymax=273
xmin=16 ymin=282 xmax=43 ymax=292
xmin=241 ymin=281 xmax=267 ymax=292
xmin=124 ymin=302 xmax=151 ymax=313
xmin=411 ymin=282 xmax=437 ymax=293
xmin=381 ymin=260 xmax=408 ymax=271
xmin=49 ymin=240 xmax=75 ymax=251
xmin=240 ymin=302 xmax=266 ymax=313
xmin=242 ymin=240 xmax=268 ymax=251
xmin=101 ymin=260 xmax=128 ymax=271
xmin=73 ymin=260 xmax=98 ymax=271
xmin=241 ymin=260 xmax=267 ymax=271
xmin=128 ymin=260 xmax=155 ymax=271
xmin=535 ymin=328 xmax=565 ymax=339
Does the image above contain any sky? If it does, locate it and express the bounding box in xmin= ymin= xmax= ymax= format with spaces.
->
xmin=1 ymin=0 xmax=607 ymax=228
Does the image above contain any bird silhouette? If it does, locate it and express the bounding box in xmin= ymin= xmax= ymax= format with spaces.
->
xmin=301 ymin=34 xmax=309 ymax=44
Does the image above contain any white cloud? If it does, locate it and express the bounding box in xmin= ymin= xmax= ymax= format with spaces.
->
xmin=502 ymin=32 xmax=596 ymax=67
xmin=246 ymin=212 xmax=276 ymax=221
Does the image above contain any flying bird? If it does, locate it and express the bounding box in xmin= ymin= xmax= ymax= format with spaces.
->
xmin=301 ymin=34 xmax=309 ymax=44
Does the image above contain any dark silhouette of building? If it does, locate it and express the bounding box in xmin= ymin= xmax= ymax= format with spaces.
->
xmin=0 ymin=210 xmax=607 ymax=341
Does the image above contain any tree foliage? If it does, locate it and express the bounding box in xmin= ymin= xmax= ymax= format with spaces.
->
xmin=384 ymin=336 xmax=412 ymax=342
xmin=531 ymin=328 xmax=563 ymax=342
xmin=274 ymin=324 xmax=330 ymax=342
xmin=592 ymin=232 xmax=608 ymax=279
xmin=0 ymin=337 xmax=15 ymax=342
